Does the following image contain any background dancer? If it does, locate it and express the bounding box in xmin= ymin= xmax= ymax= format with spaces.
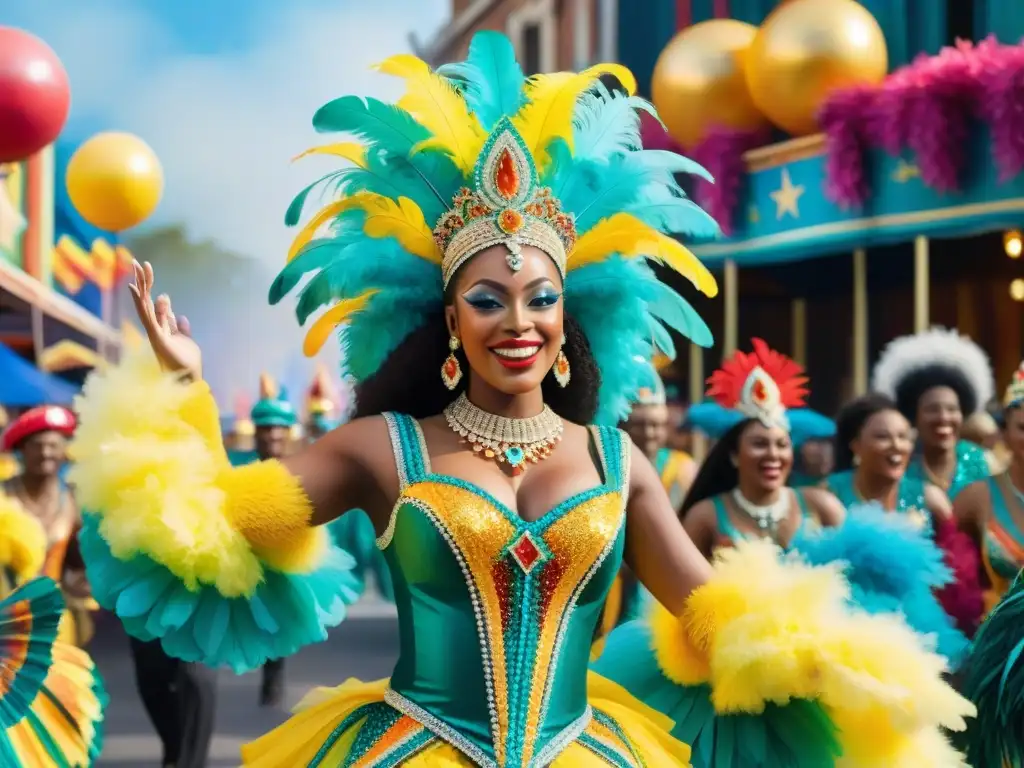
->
xmin=1 ymin=405 xmax=94 ymax=646
xmin=682 ymin=339 xmax=843 ymax=555
xmin=872 ymin=327 xmax=994 ymax=499
xmin=953 ymin=361 xmax=1024 ymax=617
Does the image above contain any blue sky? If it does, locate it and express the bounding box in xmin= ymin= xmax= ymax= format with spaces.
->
xmin=1 ymin=0 xmax=450 ymax=401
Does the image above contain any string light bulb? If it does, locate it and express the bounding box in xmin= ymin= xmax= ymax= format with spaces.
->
xmin=1005 ymin=230 xmax=1023 ymax=259
xmin=1011 ymin=278 xmax=1024 ymax=302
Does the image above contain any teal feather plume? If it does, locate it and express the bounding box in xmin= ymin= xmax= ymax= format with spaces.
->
xmin=647 ymin=280 xmax=714 ymax=348
xmin=956 ymin=570 xmax=1024 ymax=767
xmin=342 ymin=290 xmax=442 ymax=381
xmin=625 ymin=194 xmax=719 ymax=240
xmin=313 ymin=95 xmax=429 ymax=150
xmin=636 ymin=148 xmax=714 ymax=184
xmin=571 ymin=82 xmax=657 ymax=162
xmin=284 ymin=169 xmax=354 ymax=227
xmin=296 ymin=239 xmax=439 ymax=324
xmin=436 ymin=31 xmax=525 ymax=129
xmin=271 ymin=210 xmax=368 ymax=303
xmin=649 ymin=322 xmax=676 ymax=361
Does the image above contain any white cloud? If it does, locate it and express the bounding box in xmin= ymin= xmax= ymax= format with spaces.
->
xmin=16 ymin=1 xmax=450 ymax=405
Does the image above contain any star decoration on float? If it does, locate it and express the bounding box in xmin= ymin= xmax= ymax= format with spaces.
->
xmin=892 ymin=159 xmax=921 ymax=184
xmin=770 ymin=168 xmax=805 ymax=220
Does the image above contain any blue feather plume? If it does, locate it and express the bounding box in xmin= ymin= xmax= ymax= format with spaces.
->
xmin=571 ymin=82 xmax=656 ymax=162
xmin=437 ymin=31 xmax=525 ymax=129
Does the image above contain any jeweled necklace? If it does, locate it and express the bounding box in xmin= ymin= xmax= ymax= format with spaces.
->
xmin=731 ymin=488 xmax=788 ymax=535
xmin=443 ymin=393 xmax=563 ymax=475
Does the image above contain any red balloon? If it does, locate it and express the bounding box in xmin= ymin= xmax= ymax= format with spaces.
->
xmin=0 ymin=27 xmax=70 ymax=163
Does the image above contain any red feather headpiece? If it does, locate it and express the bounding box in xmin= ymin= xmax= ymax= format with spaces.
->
xmin=706 ymin=338 xmax=809 ymax=427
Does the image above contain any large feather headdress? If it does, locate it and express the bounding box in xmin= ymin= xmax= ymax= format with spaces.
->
xmin=688 ymin=338 xmax=834 ymax=444
xmin=871 ymin=327 xmax=994 ymax=417
xmin=272 ymin=32 xmax=720 ymax=422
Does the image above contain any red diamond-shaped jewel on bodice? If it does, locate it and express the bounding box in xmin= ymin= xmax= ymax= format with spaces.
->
xmin=509 ymin=532 xmax=545 ymax=574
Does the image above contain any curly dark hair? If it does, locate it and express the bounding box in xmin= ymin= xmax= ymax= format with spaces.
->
xmin=679 ymin=419 xmax=749 ymax=519
xmin=833 ymin=393 xmax=900 ymax=472
xmin=894 ymin=365 xmax=977 ymax=423
xmin=352 ymin=310 xmax=601 ymax=423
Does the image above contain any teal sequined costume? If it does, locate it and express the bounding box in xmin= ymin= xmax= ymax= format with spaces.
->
xmin=905 ymin=439 xmax=991 ymax=500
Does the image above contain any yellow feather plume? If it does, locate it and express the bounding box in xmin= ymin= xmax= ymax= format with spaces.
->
xmin=512 ymin=63 xmax=637 ymax=169
xmin=568 ymin=213 xmax=717 ymax=297
xmin=288 ymin=192 xmax=440 ymax=266
xmin=291 ymin=142 xmax=367 ymax=167
xmin=287 ymin=197 xmax=360 ymax=263
xmin=374 ymin=53 xmax=486 ymax=174
xmin=303 ymin=291 xmax=378 ymax=357
xmin=359 ymin=195 xmax=441 ymax=263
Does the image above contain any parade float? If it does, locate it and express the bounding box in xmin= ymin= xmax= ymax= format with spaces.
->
xmin=0 ymin=25 xmax=163 ymax=407
xmin=630 ymin=0 xmax=1024 ymax=414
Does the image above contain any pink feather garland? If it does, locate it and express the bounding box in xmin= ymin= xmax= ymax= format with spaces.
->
xmin=823 ymin=36 xmax=1024 ymax=207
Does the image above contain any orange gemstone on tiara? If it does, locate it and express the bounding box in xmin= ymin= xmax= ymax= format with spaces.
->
xmin=495 ymin=148 xmax=519 ymax=199
xmin=497 ymin=209 xmax=524 ymax=234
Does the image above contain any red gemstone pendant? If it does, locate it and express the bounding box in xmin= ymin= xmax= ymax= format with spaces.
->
xmin=509 ymin=532 xmax=545 ymax=574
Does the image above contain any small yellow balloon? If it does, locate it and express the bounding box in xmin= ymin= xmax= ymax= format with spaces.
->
xmin=66 ymin=131 xmax=163 ymax=232
xmin=746 ymin=0 xmax=888 ymax=137
xmin=651 ymin=20 xmax=768 ymax=150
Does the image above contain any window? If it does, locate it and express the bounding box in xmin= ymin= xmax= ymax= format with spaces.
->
xmin=573 ymin=0 xmax=592 ymax=70
xmin=523 ymin=22 xmax=542 ymax=75
xmin=508 ymin=0 xmax=555 ymax=74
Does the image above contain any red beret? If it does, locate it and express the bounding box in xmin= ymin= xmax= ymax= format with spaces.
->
xmin=1 ymin=406 xmax=76 ymax=452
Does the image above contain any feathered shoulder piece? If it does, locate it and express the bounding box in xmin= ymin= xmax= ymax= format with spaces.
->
xmin=272 ymin=31 xmax=721 ymax=423
xmin=1004 ymin=361 xmax=1024 ymax=408
xmin=706 ymin=338 xmax=808 ymax=430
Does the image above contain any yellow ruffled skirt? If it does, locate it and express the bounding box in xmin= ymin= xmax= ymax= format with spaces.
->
xmin=242 ymin=673 xmax=691 ymax=766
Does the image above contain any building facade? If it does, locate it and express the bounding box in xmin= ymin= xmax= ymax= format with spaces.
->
xmin=422 ymin=0 xmax=618 ymax=70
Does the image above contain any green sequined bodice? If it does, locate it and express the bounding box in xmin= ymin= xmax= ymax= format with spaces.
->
xmin=378 ymin=413 xmax=631 ymax=768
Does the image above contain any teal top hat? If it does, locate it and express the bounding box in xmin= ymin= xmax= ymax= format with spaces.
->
xmin=251 ymin=373 xmax=298 ymax=428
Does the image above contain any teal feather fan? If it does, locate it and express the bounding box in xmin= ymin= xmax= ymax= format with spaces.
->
xmin=956 ymin=569 xmax=1024 ymax=767
xmin=276 ymin=31 xmax=720 ymax=423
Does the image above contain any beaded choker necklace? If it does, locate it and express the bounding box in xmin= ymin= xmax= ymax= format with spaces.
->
xmin=731 ymin=488 xmax=789 ymax=536
xmin=443 ymin=393 xmax=563 ymax=475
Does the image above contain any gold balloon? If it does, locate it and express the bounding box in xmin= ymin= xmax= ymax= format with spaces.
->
xmin=651 ymin=20 xmax=768 ymax=150
xmin=67 ymin=131 xmax=163 ymax=232
xmin=746 ymin=0 xmax=888 ymax=137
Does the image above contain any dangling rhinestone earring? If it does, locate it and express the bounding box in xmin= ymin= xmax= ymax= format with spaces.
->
xmin=441 ymin=336 xmax=463 ymax=390
xmin=553 ymin=334 xmax=570 ymax=388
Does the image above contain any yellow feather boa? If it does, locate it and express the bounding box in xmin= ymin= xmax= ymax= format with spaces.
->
xmin=0 ymin=492 xmax=46 ymax=582
xmin=650 ymin=540 xmax=975 ymax=767
xmin=69 ymin=349 xmax=325 ymax=598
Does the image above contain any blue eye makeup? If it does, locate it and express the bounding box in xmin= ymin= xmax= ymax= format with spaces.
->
xmin=528 ymin=290 xmax=561 ymax=308
xmin=462 ymin=291 xmax=504 ymax=311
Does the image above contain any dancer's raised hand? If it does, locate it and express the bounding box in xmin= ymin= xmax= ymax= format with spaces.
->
xmin=128 ymin=260 xmax=203 ymax=380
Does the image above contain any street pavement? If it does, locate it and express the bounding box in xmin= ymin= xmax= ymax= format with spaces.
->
xmin=94 ymin=598 xmax=399 ymax=767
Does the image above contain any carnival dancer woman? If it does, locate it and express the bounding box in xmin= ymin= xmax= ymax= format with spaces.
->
xmin=872 ymin=327 xmax=994 ymax=499
xmin=827 ymin=393 xmax=974 ymax=655
xmin=71 ymin=32 xmax=970 ymax=767
xmin=1 ymin=405 xmax=96 ymax=647
xmin=0 ymin=492 xmax=105 ymax=765
xmin=680 ymin=339 xmax=843 ymax=555
xmin=953 ymin=362 xmax=1024 ymax=619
